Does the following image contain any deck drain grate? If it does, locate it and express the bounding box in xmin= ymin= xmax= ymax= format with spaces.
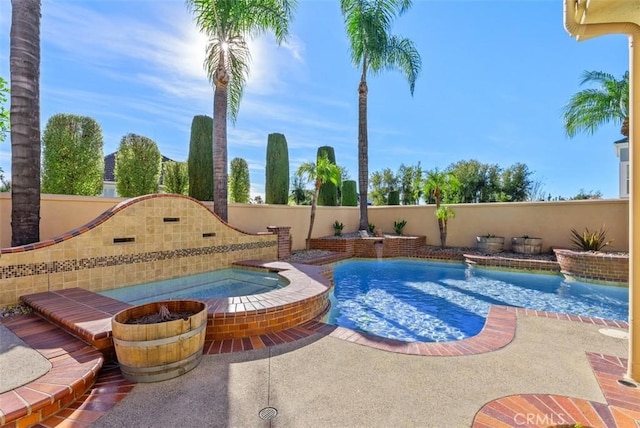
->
xmin=259 ymin=407 xmax=278 ymax=420
xmin=617 ymin=379 xmax=638 ymax=388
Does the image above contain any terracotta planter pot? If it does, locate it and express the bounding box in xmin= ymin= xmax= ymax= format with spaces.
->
xmin=112 ymin=300 xmax=207 ymax=382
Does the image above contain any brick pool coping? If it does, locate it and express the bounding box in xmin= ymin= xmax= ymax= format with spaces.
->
xmin=203 ymin=305 xmax=628 ymax=357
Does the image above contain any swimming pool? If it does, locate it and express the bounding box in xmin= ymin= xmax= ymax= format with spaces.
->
xmin=100 ymin=268 xmax=287 ymax=304
xmin=326 ymin=259 xmax=628 ymax=343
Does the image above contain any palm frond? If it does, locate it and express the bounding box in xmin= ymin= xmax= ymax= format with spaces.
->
xmin=563 ymin=70 xmax=629 ymax=138
xmin=227 ymin=36 xmax=251 ymax=122
xmin=341 ymin=0 xmax=411 ymax=69
xmin=383 ymin=35 xmax=421 ymax=95
xmin=188 ymin=0 xmax=296 ymax=122
xmin=296 ymin=162 xmax=317 ymax=180
xmin=242 ymin=0 xmax=296 ymax=42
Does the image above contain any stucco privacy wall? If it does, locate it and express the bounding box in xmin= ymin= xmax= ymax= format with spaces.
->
xmin=0 ymin=194 xmax=629 ymax=252
xmin=368 ymin=199 xmax=629 ymax=252
xmin=0 ymin=194 xmax=277 ymax=307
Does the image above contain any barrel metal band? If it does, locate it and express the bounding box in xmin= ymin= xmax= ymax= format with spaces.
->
xmin=113 ymin=322 xmax=206 ymax=348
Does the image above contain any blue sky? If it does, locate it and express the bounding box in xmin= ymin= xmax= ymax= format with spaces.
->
xmin=0 ymin=0 xmax=630 ymax=199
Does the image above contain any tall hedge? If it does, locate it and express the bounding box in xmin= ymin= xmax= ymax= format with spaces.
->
xmin=229 ymin=157 xmax=250 ymax=203
xmin=163 ymin=161 xmax=189 ymax=195
xmin=317 ymin=146 xmax=337 ymax=206
xmin=41 ymin=113 xmax=104 ymax=195
xmin=115 ymin=133 xmax=162 ymax=197
xmin=265 ymin=133 xmax=289 ymax=204
xmin=341 ymin=180 xmax=358 ymax=206
xmin=388 ymin=190 xmax=400 ymax=205
xmin=187 ymin=115 xmax=213 ymax=201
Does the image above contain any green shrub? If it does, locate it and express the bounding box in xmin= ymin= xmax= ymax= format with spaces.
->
xmin=317 ymin=146 xmax=337 ymax=206
xmin=115 ymin=134 xmax=162 ymax=197
xmin=163 ymin=161 xmax=188 ymax=195
xmin=187 ymin=115 xmax=213 ymax=201
xmin=570 ymin=225 xmax=612 ymax=251
xmin=265 ymin=133 xmax=289 ymax=204
xmin=341 ymin=180 xmax=357 ymax=206
xmin=42 ymin=113 xmax=104 ymax=195
xmin=368 ymin=223 xmax=375 ymax=234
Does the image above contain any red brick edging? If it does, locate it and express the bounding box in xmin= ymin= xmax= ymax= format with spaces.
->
xmin=472 ymin=353 xmax=640 ymax=427
xmin=0 ymin=315 xmax=106 ymax=427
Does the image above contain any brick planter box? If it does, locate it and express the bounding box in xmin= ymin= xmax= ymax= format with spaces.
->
xmin=553 ymin=248 xmax=628 ymax=285
xmin=309 ymin=235 xmax=426 ymax=258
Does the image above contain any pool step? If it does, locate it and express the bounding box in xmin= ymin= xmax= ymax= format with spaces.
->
xmin=0 ymin=314 xmax=105 ymax=427
xmin=21 ymin=288 xmax=131 ymax=360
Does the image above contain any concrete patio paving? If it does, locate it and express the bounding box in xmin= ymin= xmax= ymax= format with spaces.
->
xmin=92 ymin=315 xmax=630 ymax=427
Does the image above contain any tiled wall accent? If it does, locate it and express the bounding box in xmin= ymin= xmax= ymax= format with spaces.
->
xmin=0 ymin=195 xmax=279 ymax=307
xmin=554 ymin=249 xmax=629 ymax=284
xmin=309 ymin=235 xmax=426 ymax=258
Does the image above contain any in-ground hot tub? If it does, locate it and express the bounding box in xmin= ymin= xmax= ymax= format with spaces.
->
xmin=102 ymin=262 xmax=333 ymax=341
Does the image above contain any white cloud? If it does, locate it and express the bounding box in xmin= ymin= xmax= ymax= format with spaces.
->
xmin=41 ymin=1 xmax=306 ymax=102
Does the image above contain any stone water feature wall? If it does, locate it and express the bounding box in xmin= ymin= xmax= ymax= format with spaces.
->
xmin=0 ymin=194 xmax=280 ymax=307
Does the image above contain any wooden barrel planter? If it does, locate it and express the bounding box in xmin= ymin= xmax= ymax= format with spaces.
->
xmin=476 ymin=236 xmax=505 ymax=254
xmin=511 ymin=237 xmax=542 ymax=254
xmin=112 ymin=300 xmax=207 ymax=383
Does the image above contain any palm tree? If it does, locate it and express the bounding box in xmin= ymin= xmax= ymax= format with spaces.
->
xmin=297 ymin=153 xmax=341 ymax=250
xmin=10 ymin=0 xmax=41 ymax=246
xmin=340 ymin=0 xmax=421 ymax=231
xmin=424 ymin=169 xmax=459 ymax=248
xmin=187 ymin=0 xmax=296 ymax=222
xmin=563 ymin=71 xmax=629 ymax=138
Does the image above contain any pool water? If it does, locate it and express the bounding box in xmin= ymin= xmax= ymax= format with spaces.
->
xmin=100 ymin=268 xmax=286 ymax=304
xmin=327 ymin=259 xmax=628 ymax=343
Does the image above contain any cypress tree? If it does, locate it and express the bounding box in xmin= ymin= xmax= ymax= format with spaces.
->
xmin=187 ymin=115 xmax=213 ymax=201
xmin=341 ymin=180 xmax=358 ymax=206
xmin=388 ymin=190 xmax=400 ymax=205
xmin=265 ymin=133 xmax=289 ymax=204
xmin=317 ymin=146 xmax=337 ymax=206
xmin=229 ymin=157 xmax=250 ymax=203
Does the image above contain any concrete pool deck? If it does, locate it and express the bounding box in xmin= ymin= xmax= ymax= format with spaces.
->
xmin=94 ymin=314 xmax=636 ymax=427
xmin=1 ymin=306 xmax=638 ymax=427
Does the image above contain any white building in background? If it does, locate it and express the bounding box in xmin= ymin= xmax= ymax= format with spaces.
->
xmin=614 ymin=137 xmax=629 ymax=199
xmin=102 ymin=152 xmax=175 ymax=197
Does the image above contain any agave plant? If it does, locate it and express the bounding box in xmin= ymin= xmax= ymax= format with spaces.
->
xmin=570 ymin=225 xmax=612 ymax=252
xmin=393 ymin=219 xmax=407 ymax=235
xmin=333 ymin=220 xmax=345 ymax=236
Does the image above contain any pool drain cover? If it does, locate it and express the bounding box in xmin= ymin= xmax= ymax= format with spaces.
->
xmin=259 ymin=407 xmax=278 ymax=420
